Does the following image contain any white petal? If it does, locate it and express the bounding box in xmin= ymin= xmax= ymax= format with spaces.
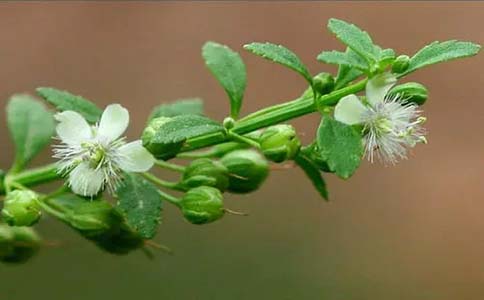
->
xmin=334 ymin=95 xmax=367 ymax=125
xmin=55 ymin=111 xmax=92 ymax=145
xmin=117 ymin=140 xmax=155 ymax=172
xmin=68 ymin=162 xmax=105 ymax=197
xmin=366 ymin=72 xmax=397 ymax=107
xmin=97 ymin=104 xmax=129 ymax=143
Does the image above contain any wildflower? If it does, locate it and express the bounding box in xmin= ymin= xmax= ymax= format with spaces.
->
xmin=53 ymin=104 xmax=155 ymax=196
xmin=334 ymin=72 xmax=427 ymax=164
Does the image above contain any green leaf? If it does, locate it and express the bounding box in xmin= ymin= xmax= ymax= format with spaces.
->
xmin=244 ymin=42 xmax=312 ymax=84
xmin=294 ymin=152 xmax=329 ymax=201
xmin=152 ymin=114 xmax=225 ymax=148
xmin=36 ymin=87 xmax=102 ymax=123
xmin=335 ymin=65 xmax=363 ymax=89
xmin=6 ymin=95 xmax=55 ymax=172
xmin=202 ymin=42 xmax=247 ymax=119
xmin=327 ymin=18 xmax=379 ymax=63
xmin=402 ymin=40 xmax=481 ymax=75
xmin=116 ymin=173 xmax=163 ymax=239
xmin=317 ymin=116 xmax=363 ymax=179
xmin=317 ymin=50 xmax=368 ymax=71
xmin=149 ymin=98 xmax=203 ymax=121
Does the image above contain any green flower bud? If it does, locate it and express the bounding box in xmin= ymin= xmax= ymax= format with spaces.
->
xmin=182 ymin=158 xmax=229 ymax=192
xmin=388 ymin=82 xmax=428 ymax=105
xmin=66 ymin=200 xmax=118 ymax=238
xmin=142 ymin=117 xmax=183 ymax=160
xmin=313 ymin=72 xmax=335 ymax=95
xmin=180 ymin=186 xmax=224 ymax=224
xmin=0 ymin=225 xmax=41 ymax=264
xmin=220 ymin=149 xmax=269 ymax=194
xmin=259 ymin=124 xmax=301 ymax=163
xmin=2 ymin=190 xmax=41 ymax=227
xmin=223 ymin=117 xmax=235 ymax=130
xmin=45 ymin=195 xmax=144 ymax=255
xmin=391 ymin=55 xmax=410 ymax=74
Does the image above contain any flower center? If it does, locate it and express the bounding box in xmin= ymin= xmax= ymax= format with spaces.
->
xmin=81 ymin=142 xmax=107 ymax=169
xmin=375 ymin=117 xmax=393 ymax=134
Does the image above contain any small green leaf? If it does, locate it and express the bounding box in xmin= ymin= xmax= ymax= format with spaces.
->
xmin=402 ymin=40 xmax=481 ymax=75
xmin=294 ymin=152 xmax=329 ymax=201
xmin=36 ymin=87 xmax=102 ymax=123
xmin=6 ymin=95 xmax=55 ymax=172
xmin=333 ymin=48 xmax=365 ymax=89
xmin=335 ymin=65 xmax=363 ymax=89
xmin=327 ymin=18 xmax=379 ymax=63
xmin=317 ymin=50 xmax=368 ymax=71
xmin=244 ymin=42 xmax=312 ymax=84
xmin=149 ymin=98 xmax=204 ymax=121
xmin=317 ymin=116 xmax=363 ymax=179
xmin=202 ymin=42 xmax=247 ymax=119
xmin=116 ymin=173 xmax=163 ymax=239
xmin=152 ymin=114 xmax=225 ymax=147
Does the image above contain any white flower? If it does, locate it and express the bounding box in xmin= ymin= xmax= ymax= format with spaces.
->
xmin=53 ymin=104 xmax=155 ymax=196
xmin=334 ymin=72 xmax=427 ymax=164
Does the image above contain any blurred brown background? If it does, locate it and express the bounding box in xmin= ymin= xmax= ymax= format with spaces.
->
xmin=0 ymin=2 xmax=483 ymax=300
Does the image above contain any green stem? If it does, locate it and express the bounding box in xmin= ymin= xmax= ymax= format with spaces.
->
xmin=157 ymin=189 xmax=182 ymax=208
xmin=180 ymin=79 xmax=367 ymax=153
xmin=141 ymin=172 xmax=185 ymax=192
xmin=1 ymin=163 xmax=60 ymax=195
xmin=227 ymin=131 xmax=260 ymax=149
xmin=154 ymin=160 xmax=186 ymax=173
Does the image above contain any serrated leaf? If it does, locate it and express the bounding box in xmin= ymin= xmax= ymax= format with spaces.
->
xmin=153 ymin=114 xmax=225 ymax=146
xmin=294 ymin=152 xmax=329 ymax=200
xmin=149 ymin=98 xmax=204 ymax=121
xmin=327 ymin=18 xmax=380 ymax=63
xmin=317 ymin=50 xmax=368 ymax=71
xmin=244 ymin=42 xmax=312 ymax=84
xmin=6 ymin=95 xmax=55 ymax=172
xmin=402 ymin=40 xmax=481 ymax=75
xmin=36 ymin=87 xmax=102 ymax=123
xmin=202 ymin=42 xmax=246 ymax=119
xmin=116 ymin=173 xmax=163 ymax=239
xmin=317 ymin=117 xmax=363 ymax=179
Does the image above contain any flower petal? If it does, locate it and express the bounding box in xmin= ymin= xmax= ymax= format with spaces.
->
xmin=334 ymin=95 xmax=367 ymax=125
xmin=366 ymin=72 xmax=397 ymax=107
xmin=68 ymin=162 xmax=105 ymax=197
xmin=117 ymin=140 xmax=155 ymax=172
xmin=55 ymin=111 xmax=92 ymax=145
xmin=97 ymin=104 xmax=129 ymax=143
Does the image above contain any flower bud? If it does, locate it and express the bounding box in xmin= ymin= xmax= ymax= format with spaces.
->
xmin=67 ymin=201 xmax=117 ymax=238
xmin=223 ymin=117 xmax=235 ymax=130
xmin=182 ymin=158 xmax=229 ymax=192
xmin=1 ymin=190 xmax=41 ymax=227
xmin=220 ymin=149 xmax=269 ymax=194
xmin=0 ymin=225 xmax=41 ymax=264
xmin=388 ymin=82 xmax=428 ymax=105
xmin=313 ymin=72 xmax=335 ymax=95
xmin=142 ymin=117 xmax=184 ymax=160
xmin=259 ymin=124 xmax=301 ymax=163
xmin=180 ymin=186 xmax=224 ymax=225
xmin=391 ymin=55 xmax=410 ymax=74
